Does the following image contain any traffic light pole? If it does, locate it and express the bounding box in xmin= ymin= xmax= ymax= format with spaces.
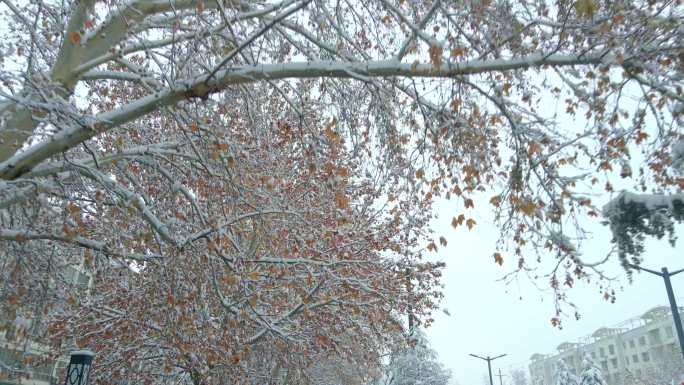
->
xmin=626 ymin=263 xmax=684 ymax=360
xmin=469 ymin=353 xmax=507 ymax=385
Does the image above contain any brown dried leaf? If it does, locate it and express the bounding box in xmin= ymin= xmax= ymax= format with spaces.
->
xmin=68 ymin=31 xmax=81 ymax=44
xmin=465 ymin=218 xmax=476 ymax=230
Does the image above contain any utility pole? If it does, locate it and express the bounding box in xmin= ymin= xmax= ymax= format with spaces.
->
xmin=470 ymin=353 xmax=507 ymax=385
xmin=495 ymin=368 xmax=507 ymax=385
xmin=626 ymin=263 xmax=684 ymax=360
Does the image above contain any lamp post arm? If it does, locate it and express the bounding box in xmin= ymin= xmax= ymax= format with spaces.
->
xmin=625 ymin=263 xmax=663 ymax=276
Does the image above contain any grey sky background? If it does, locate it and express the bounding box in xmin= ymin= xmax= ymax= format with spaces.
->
xmin=423 ymin=196 xmax=684 ymax=385
xmin=414 ymin=64 xmax=684 ymax=385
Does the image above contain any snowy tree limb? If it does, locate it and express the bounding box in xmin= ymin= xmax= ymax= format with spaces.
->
xmin=0 ymin=52 xmax=611 ymax=179
xmin=0 ymin=228 xmax=161 ymax=261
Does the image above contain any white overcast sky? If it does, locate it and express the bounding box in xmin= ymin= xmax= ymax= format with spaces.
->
xmin=423 ymin=195 xmax=684 ymax=385
xmin=411 ymin=61 xmax=684 ymax=385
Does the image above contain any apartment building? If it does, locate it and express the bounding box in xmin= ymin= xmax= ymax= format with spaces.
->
xmin=529 ymin=305 xmax=684 ymax=385
xmin=0 ymin=262 xmax=93 ymax=385
xmin=0 ymin=338 xmax=62 ymax=385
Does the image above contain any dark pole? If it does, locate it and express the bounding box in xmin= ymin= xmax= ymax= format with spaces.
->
xmin=487 ymin=359 xmax=493 ymax=385
xmin=470 ymin=353 xmax=507 ymax=385
xmin=495 ymin=368 xmax=506 ymax=385
xmin=63 ymin=350 xmax=94 ymax=385
xmin=662 ymin=267 xmax=684 ymax=360
xmin=626 ymin=263 xmax=684 ymax=360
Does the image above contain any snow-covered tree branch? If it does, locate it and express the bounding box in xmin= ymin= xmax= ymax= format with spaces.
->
xmin=0 ymin=0 xmax=682 ymax=383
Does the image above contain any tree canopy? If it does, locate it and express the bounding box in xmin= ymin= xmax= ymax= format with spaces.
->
xmin=0 ymin=0 xmax=682 ymax=383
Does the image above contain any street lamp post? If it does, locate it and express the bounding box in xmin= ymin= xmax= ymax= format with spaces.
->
xmin=626 ymin=263 xmax=684 ymax=360
xmin=470 ymin=353 xmax=507 ymax=385
xmin=63 ymin=350 xmax=94 ymax=385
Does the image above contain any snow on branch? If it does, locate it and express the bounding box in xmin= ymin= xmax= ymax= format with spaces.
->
xmin=603 ymin=191 xmax=684 ymax=266
xmin=0 ymin=228 xmax=161 ymax=261
xmin=0 ymin=52 xmax=608 ymax=180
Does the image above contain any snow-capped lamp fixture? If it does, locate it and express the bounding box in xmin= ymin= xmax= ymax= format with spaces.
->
xmin=63 ymin=350 xmax=94 ymax=385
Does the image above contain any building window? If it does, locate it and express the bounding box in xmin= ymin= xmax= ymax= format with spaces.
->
xmin=609 ymin=345 xmax=615 ymax=355
xmin=639 ymin=336 xmax=646 ymax=346
xmin=649 ymin=329 xmax=662 ymax=344
xmin=591 ymin=352 xmax=596 ymax=359
xmin=632 ymin=354 xmax=639 ymax=363
xmin=666 ymin=327 xmax=674 ymax=338
xmin=611 ymin=358 xmax=618 ymax=369
xmin=636 ymin=369 xmax=642 ymax=377
xmin=642 ymin=352 xmax=650 ymax=362
xmin=629 ymin=339 xmax=636 ymax=348
xmin=600 ymin=347 xmax=605 ymax=357
xmin=601 ymin=361 xmax=608 ymax=371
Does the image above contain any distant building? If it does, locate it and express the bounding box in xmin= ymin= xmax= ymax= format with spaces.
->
xmin=0 ymin=256 xmax=130 ymax=385
xmin=0 ymin=337 xmax=62 ymax=385
xmin=529 ymin=306 xmax=684 ymax=385
xmin=0 ymin=262 xmax=93 ymax=385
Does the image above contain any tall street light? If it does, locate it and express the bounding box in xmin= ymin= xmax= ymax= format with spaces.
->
xmin=626 ymin=263 xmax=684 ymax=360
xmin=469 ymin=353 xmax=507 ymax=385
xmin=63 ymin=350 xmax=94 ymax=385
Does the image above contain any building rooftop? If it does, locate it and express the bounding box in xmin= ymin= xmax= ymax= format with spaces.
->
xmin=557 ymin=342 xmax=582 ymax=352
xmin=591 ymin=327 xmax=623 ymax=339
xmin=530 ymin=353 xmax=546 ymax=361
xmin=641 ymin=306 xmax=671 ymax=322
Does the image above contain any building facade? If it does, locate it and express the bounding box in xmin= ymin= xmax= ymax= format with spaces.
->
xmin=529 ymin=306 xmax=684 ymax=385
xmin=0 ymin=262 xmax=92 ymax=385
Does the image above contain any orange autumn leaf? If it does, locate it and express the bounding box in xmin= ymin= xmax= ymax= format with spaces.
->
xmin=68 ymin=31 xmax=81 ymax=44
xmin=489 ymin=195 xmax=501 ymax=207
xmin=451 ymin=214 xmax=465 ymax=228
xmin=429 ymin=43 xmax=443 ymax=69
xmin=466 ymin=218 xmax=476 ymax=230
xmin=335 ymin=167 xmax=349 ymax=177
xmin=493 ymin=252 xmax=503 ymax=265
xmin=335 ymin=191 xmax=350 ymax=209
